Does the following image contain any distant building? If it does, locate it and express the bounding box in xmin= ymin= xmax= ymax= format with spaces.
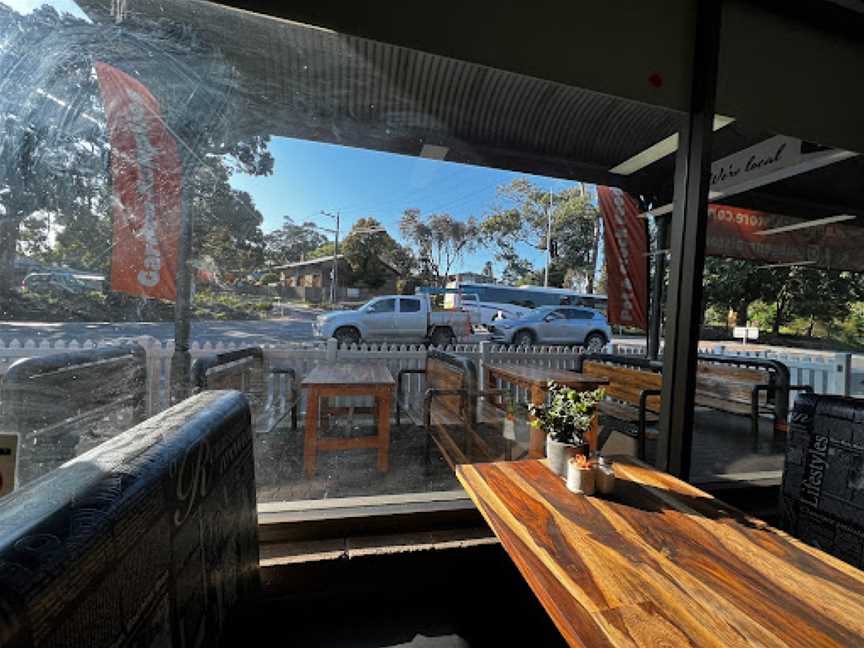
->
xmin=273 ymin=254 xmax=400 ymax=302
xmin=273 ymin=255 xmax=350 ymax=290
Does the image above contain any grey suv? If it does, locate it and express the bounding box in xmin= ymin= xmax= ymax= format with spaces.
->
xmin=489 ymin=305 xmax=612 ymax=351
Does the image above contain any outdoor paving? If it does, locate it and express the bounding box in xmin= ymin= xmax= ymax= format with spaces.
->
xmin=644 ymin=409 xmax=784 ymax=485
xmin=254 ymin=407 xmax=784 ymax=503
xmin=254 ymin=412 xmax=458 ymax=503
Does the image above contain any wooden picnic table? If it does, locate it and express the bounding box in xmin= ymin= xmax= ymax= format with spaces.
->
xmin=301 ymin=363 xmax=395 ymax=477
xmin=457 ymin=457 xmax=864 ymax=647
xmin=484 ymin=363 xmax=608 ymax=457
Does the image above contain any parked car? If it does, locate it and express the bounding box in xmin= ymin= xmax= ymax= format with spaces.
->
xmin=21 ymin=272 xmax=93 ymax=295
xmin=489 ymin=305 xmax=611 ymax=351
xmin=314 ymin=294 xmax=473 ymax=346
xmin=461 ymin=300 xmax=529 ymax=328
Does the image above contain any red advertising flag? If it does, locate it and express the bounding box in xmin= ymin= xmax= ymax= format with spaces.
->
xmin=96 ymin=62 xmax=181 ymax=301
xmin=597 ymin=186 xmax=648 ymax=329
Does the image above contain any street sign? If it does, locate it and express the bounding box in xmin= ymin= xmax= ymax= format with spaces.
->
xmin=733 ymin=325 xmax=759 ymax=344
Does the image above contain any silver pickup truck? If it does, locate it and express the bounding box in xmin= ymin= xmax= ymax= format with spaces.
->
xmin=314 ymin=294 xmax=472 ymax=346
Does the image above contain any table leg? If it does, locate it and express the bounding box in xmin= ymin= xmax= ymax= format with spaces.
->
xmin=377 ymin=388 xmax=391 ymax=472
xmin=486 ymin=369 xmax=499 ymax=406
xmin=304 ymin=388 xmax=320 ymax=477
xmin=529 ymin=384 xmax=546 ymax=459
xmin=321 ymin=397 xmax=330 ymax=432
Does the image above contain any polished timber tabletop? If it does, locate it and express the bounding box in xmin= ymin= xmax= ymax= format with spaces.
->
xmin=457 ymin=457 xmax=864 ymax=647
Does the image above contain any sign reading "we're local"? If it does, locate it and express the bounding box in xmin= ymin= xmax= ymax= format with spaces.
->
xmin=710 ymin=135 xmax=804 ymax=193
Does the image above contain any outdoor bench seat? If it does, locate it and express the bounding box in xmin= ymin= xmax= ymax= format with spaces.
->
xmin=0 ymin=344 xmax=148 ymax=485
xmin=581 ymin=360 xmax=661 ymax=459
xmin=395 ymin=351 xmax=511 ymax=468
xmin=192 ymin=346 xmax=299 ymax=435
xmin=580 ymin=353 xmax=814 ymax=456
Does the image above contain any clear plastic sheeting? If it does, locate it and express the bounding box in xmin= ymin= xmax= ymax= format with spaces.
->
xmin=0 ymin=1 xmax=636 ymax=504
xmin=0 ymin=343 xmax=146 ymax=484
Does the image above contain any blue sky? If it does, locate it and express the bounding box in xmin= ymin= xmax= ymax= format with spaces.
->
xmin=230 ymin=136 xmax=587 ymax=276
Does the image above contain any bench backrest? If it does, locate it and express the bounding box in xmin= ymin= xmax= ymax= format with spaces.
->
xmin=583 ymin=360 xmax=662 ymax=412
xmin=426 ymin=350 xmax=477 ymax=422
xmin=0 ymin=344 xmax=147 ymax=486
xmin=584 ymin=358 xmax=772 ymax=414
xmin=695 ymin=362 xmax=770 ymax=408
xmin=193 ymin=347 xmax=266 ymax=414
xmin=0 ymin=390 xmax=260 ymax=647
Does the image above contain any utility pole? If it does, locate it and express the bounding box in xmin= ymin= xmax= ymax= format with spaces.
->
xmin=321 ymin=210 xmax=340 ymax=303
xmin=543 ymin=189 xmax=552 ymax=287
xmin=171 ymin=175 xmax=193 ymax=403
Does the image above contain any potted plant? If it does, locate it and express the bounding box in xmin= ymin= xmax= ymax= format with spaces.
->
xmin=529 ymin=382 xmax=605 ymax=477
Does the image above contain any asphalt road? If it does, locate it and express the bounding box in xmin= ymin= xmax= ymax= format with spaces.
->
xmin=0 ymin=313 xmax=318 ymax=346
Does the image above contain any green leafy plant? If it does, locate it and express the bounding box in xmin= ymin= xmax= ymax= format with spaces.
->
xmin=528 ymin=382 xmax=605 ymax=445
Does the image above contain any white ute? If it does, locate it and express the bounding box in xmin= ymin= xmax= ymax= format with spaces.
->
xmin=314 ymin=293 xmax=473 ymax=346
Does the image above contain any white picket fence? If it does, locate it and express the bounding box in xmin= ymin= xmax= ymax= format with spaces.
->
xmin=609 ymin=341 xmax=859 ymax=404
xmin=0 ymin=337 xmax=858 ymax=419
xmin=0 ymin=337 xmax=592 ymax=417
xmin=699 ymin=344 xmax=857 ymax=402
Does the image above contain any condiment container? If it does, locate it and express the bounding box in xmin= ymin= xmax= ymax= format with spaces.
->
xmin=566 ymin=457 xmax=595 ymax=495
xmin=595 ymin=458 xmax=616 ymax=495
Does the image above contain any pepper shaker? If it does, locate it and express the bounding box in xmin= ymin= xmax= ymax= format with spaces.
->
xmin=595 ymin=456 xmax=616 ymax=495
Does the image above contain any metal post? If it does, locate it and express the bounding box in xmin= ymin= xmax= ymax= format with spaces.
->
xmin=170 ymin=179 xmax=193 ymax=403
xmin=656 ymin=0 xmax=722 ymax=478
xmin=332 ymin=212 xmax=340 ymax=303
xmin=647 ymin=216 xmax=668 ymax=360
xmin=321 ymin=210 xmax=340 ymax=303
xmin=544 ymin=190 xmax=552 ymax=287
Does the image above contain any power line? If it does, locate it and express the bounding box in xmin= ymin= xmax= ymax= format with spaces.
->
xmin=330 ymin=166 xmax=469 ymax=214
xmin=335 ymin=172 xmax=483 ymax=218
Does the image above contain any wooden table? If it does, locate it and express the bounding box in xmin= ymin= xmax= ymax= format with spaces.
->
xmin=301 ymin=363 xmax=395 ymax=477
xmin=457 ymin=457 xmax=864 ymax=647
xmin=485 ymin=363 xmax=608 ymax=457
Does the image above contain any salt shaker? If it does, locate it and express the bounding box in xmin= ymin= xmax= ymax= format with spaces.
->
xmin=595 ymin=456 xmax=616 ymax=495
xmin=566 ymin=457 xmax=595 ymax=495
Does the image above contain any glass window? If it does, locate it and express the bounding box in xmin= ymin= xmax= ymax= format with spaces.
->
xmin=686 ymin=42 xmax=864 ymax=487
xmin=0 ymin=0 xmax=676 ymax=514
xmin=368 ymin=298 xmax=396 ymax=313
xmin=400 ymin=298 xmax=421 ymax=313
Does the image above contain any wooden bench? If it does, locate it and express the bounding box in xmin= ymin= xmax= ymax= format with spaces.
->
xmin=192 ymin=347 xmax=298 ymax=435
xmin=582 ymin=360 xmax=661 ymax=459
xmin=0 ymin=344 xmax=148 ymax=486
xmin=395 ymin=351 xmax=515 ymax=468
xmin=582 ymin=354 xmax=812 ymax=457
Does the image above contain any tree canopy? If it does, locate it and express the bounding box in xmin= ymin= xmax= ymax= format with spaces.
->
xmin=480 ymin=179 xmax=599 ymax=288
xmin=263 ymin=217 xmax=328 ymax=266
xmin=702 ymin=256 xmax=864 ymax=337
xmin=341 ymin=217 xmax=414 ymax=289
xmin=399 ymin=209 xmax=478 ymax=287
xmin=0 ymin=5 xmax=274 ymax=296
